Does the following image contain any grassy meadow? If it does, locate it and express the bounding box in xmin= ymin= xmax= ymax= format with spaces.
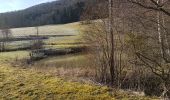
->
xmin=11 ymin=22 xmax=81 ymax=36
xmin=0 ymin=64 xmax=159 ymax=100
xmin=0 ymin=22 xmax=159 ymax=99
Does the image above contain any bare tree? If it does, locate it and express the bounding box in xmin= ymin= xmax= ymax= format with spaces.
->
xmin=82 ymin=0 xmax=170 ymax=97
xmin=0 ymin=28 xmax=12 ymax=51
xmin=81 ymin=0 xmax=129 ymax=88
xmin=109 ymin=0 xmax=117 ymax=87
xmin=127 ymin=0 xmax=170 ymax=16
xmin=125 ymin=0 xmax=170 ymax=97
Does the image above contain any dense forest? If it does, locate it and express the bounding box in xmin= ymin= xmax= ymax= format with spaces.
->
xmin=0 ymin=0 xmax=87 ymax=28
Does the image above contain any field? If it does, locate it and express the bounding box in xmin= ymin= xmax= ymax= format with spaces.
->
xmin=0 ymin=63 xmax=159 ymax=100
xmin=0 ymin=22 xmax=90 ymax=79
xmin=2 ymin=22 xmax=82 ymax=50
xmin=11 ymin=22 xmax=80 ymax=36
xmin=0 ymin=64 xmax=113 ymax=100
xmin=0 ymin=22 xmax=159 ymax=99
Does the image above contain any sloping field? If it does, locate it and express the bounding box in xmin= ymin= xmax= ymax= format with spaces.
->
xmin=0 ymin=64 xmax=158 ymax=100
xmin=0 ymin=22 xmax=159 ymax=100
xmin=11 ymin=22 xmax=81 ymax=37
xmin=0 ymin=64 xmax=113 ymax=100
xmin=3 ymin=22 xmax=83 ymax=51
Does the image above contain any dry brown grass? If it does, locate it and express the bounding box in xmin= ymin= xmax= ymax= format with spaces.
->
xmin=19 ymin=53 xmax=97 ymax=84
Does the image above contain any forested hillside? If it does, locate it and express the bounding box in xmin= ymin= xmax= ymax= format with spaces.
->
xmin=0 ymin=0 xmax=86 ymax=28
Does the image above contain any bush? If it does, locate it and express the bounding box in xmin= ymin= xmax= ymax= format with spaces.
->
xmin=143 ymin=75 xmax=163 ymax=96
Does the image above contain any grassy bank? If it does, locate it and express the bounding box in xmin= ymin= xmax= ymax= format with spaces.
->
xmin=0 ymin=64 xmax=158 ymax=100
xmin=0 ymin=22 xmax=160 ymax=100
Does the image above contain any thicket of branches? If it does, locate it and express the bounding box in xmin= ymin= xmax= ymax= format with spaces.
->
xmin=82 ymin=0 xmax=170 ymax=98
xmin=0 ymin=28 xmax=12 ymax=51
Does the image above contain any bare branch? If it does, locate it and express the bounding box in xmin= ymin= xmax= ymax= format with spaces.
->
xmin=127 ymin=0 xmax=170 ymax=16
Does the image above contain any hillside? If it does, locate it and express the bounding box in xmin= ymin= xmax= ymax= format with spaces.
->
xmin=0 ymin=0 xmax=86 ymax=28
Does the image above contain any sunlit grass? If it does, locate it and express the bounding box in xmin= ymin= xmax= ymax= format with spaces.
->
xmin=0 ymin=21 xmax=159 ymax=100
xmin=0 ymin=51 xmax=29 ymax=63
xmin=35 ymin=53 xmax=88 ymax=68
xmin=6 ymin=22 xmax=84 ymax=50
xmin=0 ymin=65 xmax=114 ymax=100
xmin=11 ymin=22 xmax=81 ymax=37
xmin=0 ymin=64 xmax=158 ymax=100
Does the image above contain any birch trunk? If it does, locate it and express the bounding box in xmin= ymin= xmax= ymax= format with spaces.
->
xmin=109 ymin=0 xmax=116 ymax=86
xmin=161 ymin=0 xmax=170 ymax=56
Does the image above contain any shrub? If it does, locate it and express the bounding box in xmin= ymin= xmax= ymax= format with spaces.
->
xmin=142 ymin=75 xmax=163 ymax=96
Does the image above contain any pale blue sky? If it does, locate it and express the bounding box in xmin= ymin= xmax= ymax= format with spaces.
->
xmin=0 ymin=0 xmax=57 ymax=13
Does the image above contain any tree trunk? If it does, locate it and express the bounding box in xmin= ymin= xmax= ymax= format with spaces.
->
xmin=109 ymin=0 xmax=116 ymax=87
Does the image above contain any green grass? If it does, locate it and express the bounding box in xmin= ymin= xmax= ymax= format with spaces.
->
xmin=0 ymin=64 xmax=114 ymax=100
xmin=4 ymin=22 xmax=84 ymax=50
xmin=0 ymin=64 xmax=158 ymax=100
xmin=37 ymin=54 xmax=87 ymax=64
xmin=0 ymin=22 xmax=160 ymax=100
xmin=44 ymin=35 xmax=84 ymax=49
xmin=0 ymin=51 xmax=29 ymax=63
xmin=0 ymin=22 xmax=83 ymax=61
xmin=33 ymin=53 xmax=90 ymax=71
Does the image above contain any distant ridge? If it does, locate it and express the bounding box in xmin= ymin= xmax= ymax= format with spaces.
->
xmin=0 ymin=0 xmax=86 ymax=28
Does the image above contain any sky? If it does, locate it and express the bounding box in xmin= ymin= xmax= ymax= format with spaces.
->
xmin=0 ymin=0 xmax=57 ymax=13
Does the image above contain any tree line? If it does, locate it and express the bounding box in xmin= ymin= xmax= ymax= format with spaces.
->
xmin=0 ymin=0 xmax=86 ymax=28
